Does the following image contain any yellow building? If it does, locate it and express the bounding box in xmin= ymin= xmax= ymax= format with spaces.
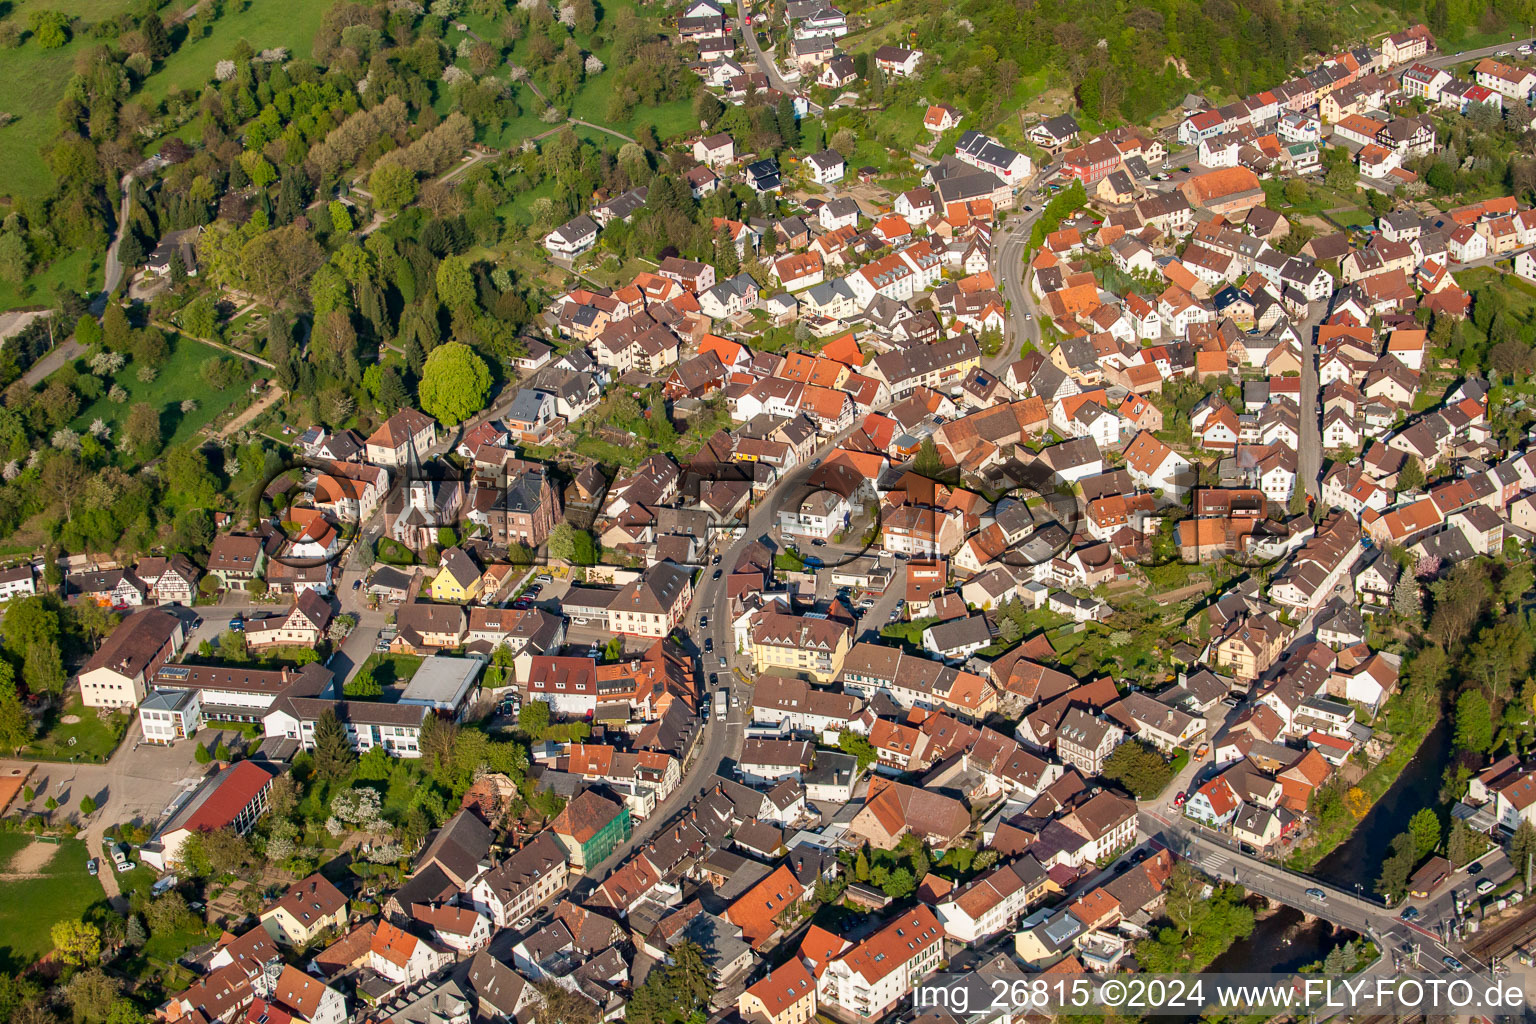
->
xmin=430 ymin=548 xmax=483 ymax=604
xmin=749 ymin=612 xmax=852 ymax=683
xmin=738 ymin=958 xmax=817 ymax=1024
xmin=260 ymin=874 xmax=349 ymax=946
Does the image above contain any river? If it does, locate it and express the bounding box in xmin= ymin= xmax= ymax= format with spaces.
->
xmin=1204 ymin=716 xmax=1453 ymax=972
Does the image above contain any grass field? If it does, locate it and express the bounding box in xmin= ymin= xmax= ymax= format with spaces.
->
xmin=358 ymin=653 xmax=421 ymax=687
xmin=137 ymin=0 xmax=330 ymax=104
xmin=0 ymin=248 xmax=103 ymax=311
xmin=0 ymin=833 xmax=104 ymax=971
xmin=0 ymin=0 xmax=140 ymax=204
xmin=21 ymin=695 xmax=131 ymax=762
xmin=68 ymin=333 xmax=246 ymax=449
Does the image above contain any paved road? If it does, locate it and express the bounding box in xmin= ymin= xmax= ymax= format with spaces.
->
xmin=734 ymin=9 xmax=823 ymax=114
xmin=1143 ymin=809 xmax=1492 ymax=976
xmin=19 ymin=338 xmax=84 ymax=389
xmin=103 ymin=156 xmax=168 ymax=300
xmin=991 ymin=202 xmax=1049 ymax=371
xmin=1297 ymin=300 xmax=1327 ymax=501
xmin=1422 ymin=39 xmax=1532 ymax=71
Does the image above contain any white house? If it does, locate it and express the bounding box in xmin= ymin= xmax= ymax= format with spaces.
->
xmin=1123 ymin=431 xmax=1194 ymax=497
xmin=543 ymin=215 xmax=599 ymax=258
xmin=806 ymin=149 xmax=846 ymax=184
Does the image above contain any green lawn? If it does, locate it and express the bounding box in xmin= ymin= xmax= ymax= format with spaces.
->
xmin=358 ymin=653 xmax=421 ymax=687
xmin=0 ymin=248 xmax=103 ymax=311
xmin=136 ymin=0 xmax=332 ymax=105
xmin=0 ymin=833 xmax=104 ymax=971
xmin=0 ymin=3 xmax=136 ymax=204
xmin=1331 ymin=208 xmax=1377 ymax=229
xmin=67 ymin=332 xmax=246 ymax=450
xmin=21 ymin=695 xmax=130 ymax=763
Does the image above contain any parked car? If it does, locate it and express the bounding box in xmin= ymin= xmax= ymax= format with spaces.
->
xmin=352 ymin=579 xmax=362 ymax=590
xmin=1478 ymin=879 xmax=1496 ymax=895
xmin=535 ymin=574 xmax=553 ymax=584
xmin=229 ymin=616 xmax=245 ymax=632
xmin=1172 ymin=791 xmax=1187 ymax=808
xmin=1194 ymin=742 xmax=1210 ymax=759
xmin=86 ymin=859 xmax=98 ymax=876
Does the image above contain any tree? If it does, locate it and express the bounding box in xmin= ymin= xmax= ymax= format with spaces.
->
xmin=64 ymin=968 xmax=119 ymax=1024
xmin=369 ymin=163 xmax=419 ymax=212
xmin=1162 ymin=861 xmax=1209 ymax=935
xmin=28 ymin=10 xmax=69 ymax=47
xmin=518 ymin=699 xmax=550 ymax=738
xmin=312 ymin=708 xmax=356 ymax=780
xmin=144 ymin=892 xmax=191 ymax=935
xmin=345 ymin=668 xmax=381 ymax=698
xmin=0 ymin=662 xmax=31 ymax=753
xmin=837 ymin=730 xmax=876 ymax=772
xmin=776 ymin=94 xmax=799 ymax=148
xmin=0 ymin=233 xmax=32 ymax=283
xmin=1101 ymin=739 xmax=1175 ymax=799
xmin=435 ymin=255 xmax=477 ymax=312
xmin=102 ymin=303 xmax=131 ymax=352
xmin=181 ymin=295 xmax=217 ymax=339
xmin=1393 ymin=576 xmax=1423 ymax=625
xmin=198 ymin=826 xmax=252 ymax=875
xmin=124 ymin=913 xmax=147 ymax=947
xmin=1448 ymin=818 xmax=1489 ymax=867
xmin=329 ymin=201 xmax=354 ymax=234
xmin=1376 ymin=831 xmax=1416 ymax=902
xmin=418 ymin=342 xmax=490 ymax=426
xmin=663 ymin=940 xmax=712 ymax=1016
xmin=1454 ymin=688 xmax=1494 ymax=754
xmin=881 ymin=866 xmax=914 ymax=899
xmin=1514 ymin=819 xmax=1536 ymax=887
xmin=913 ymin=436 xmax=944 ymax=479
xmin=78 ymin=794 xmax=96 ymax=816
xmin=124 ymin=402 xmax=162 ymax=457
xmin=1399 ymin=456 xmax=1424 ymax=492
xmin=1408 ymin=808 xmax=1441 ymax=860
xmin=194 ymin=742 xmax=212 ymax=764
xmin=23 ymin=639 xmax=65 ymax=697
xmin=534 ymin=982 xmax=599 ymax=1024
xmin=50 ymin=920 xmax=101 ymax=966
xmin=547 ymin=523 xmax=598 ymax=565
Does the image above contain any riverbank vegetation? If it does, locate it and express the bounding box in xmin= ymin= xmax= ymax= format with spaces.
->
xmin=1291 ymin=542 xmax=1536 ymax=872
xmin=1135 ymin=863 xmax=1255 ymax=972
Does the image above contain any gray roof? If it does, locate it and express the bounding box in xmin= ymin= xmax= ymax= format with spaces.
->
xmin=550 ymin=214 xmax=599 ymax=244
xmin=400 ymin=654 xmax=485 ymax=710
xmin=507 ymin=388 xmax=552 ymax=423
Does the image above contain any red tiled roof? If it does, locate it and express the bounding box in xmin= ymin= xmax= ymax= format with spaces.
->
xmin=182 ymin=761 xmax=275 ymax=833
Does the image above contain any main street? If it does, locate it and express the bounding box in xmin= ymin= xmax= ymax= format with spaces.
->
xmin=577 ymin=425 xmax=859 ymax=884
xmin=991 ymin=202 xmax=1049 ymax=373
xmin=1298 ymin=299 xmax=1327 ymax=501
